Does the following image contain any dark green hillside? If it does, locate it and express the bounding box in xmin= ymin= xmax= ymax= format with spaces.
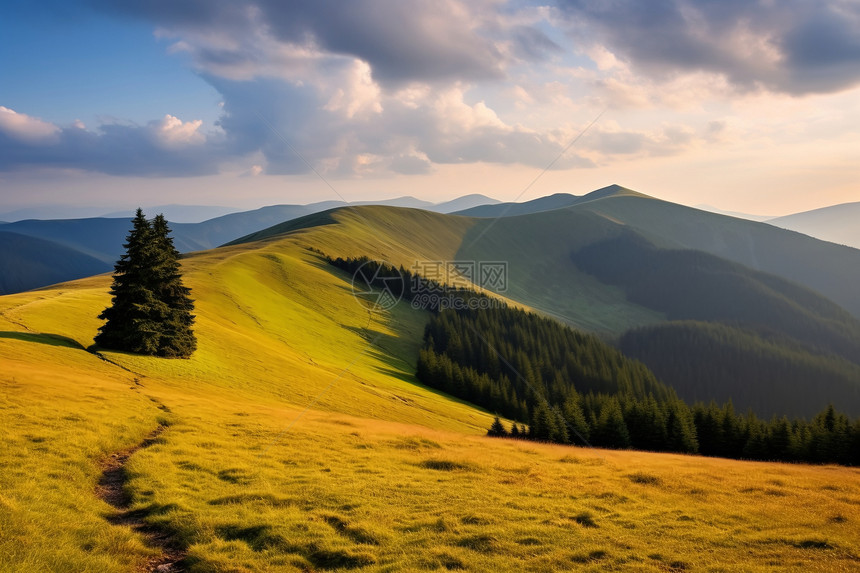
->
xmin=0 ymin=231 xmax=110 ymax=294
xmin=571 ymin=232 xmax=860 ymax=364
xmin=417 ymin=304 xmax=686 ymax=449
xmin=454 ymin=184 xmax=860 ymax=319
xmin=420 ymin=304 xmax=674 ymax=409
xmin=455 ymin=207 xmax=665 ymax=335
xmin=570 ymin=191 xmax=860 ymax=318
xmin=620 ymin=322 xmax=860 ymax=418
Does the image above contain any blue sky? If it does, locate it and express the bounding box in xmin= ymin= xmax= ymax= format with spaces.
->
xmin=0 ymin=4 xmax=220 ymax=126
xmin=2 ymin=1 xmax=860 ymax=216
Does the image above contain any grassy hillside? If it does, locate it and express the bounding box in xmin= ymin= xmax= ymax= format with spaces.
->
xmin=233 ymin=205 xmax=664 ymax=336
xmin=233 ymin=205 xmax=860 ymax=419
xmin=3 ymin=223 xmax=860 ymax=571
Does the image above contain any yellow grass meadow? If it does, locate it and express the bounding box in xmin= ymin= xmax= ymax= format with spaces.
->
xmin=2 ymin=212 xmax=859 ymax=572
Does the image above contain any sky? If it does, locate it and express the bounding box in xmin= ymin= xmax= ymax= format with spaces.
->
xmin=2 ymin=0 xmax=860 ymax=218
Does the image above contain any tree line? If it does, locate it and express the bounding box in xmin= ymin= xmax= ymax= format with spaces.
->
xmin=323 ymin=254 xmax=860 ymax=465
xmin=417 ymin=305 xmax=860 ymax=465
xmin=326 ymin=255 xmax=487 ymax=310
xmin=619 ymin=321 xmax=860 ymax=419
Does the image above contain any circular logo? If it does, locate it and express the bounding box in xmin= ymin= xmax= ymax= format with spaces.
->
xmin=350 ymin=260 xmax=405 ymax=312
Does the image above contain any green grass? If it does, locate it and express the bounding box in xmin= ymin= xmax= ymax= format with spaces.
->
xmin=2 ymin=216 xmax=860 ymax=571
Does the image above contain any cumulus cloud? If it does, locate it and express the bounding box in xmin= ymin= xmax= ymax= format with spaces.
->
xmin=0 ymin=110 xmax=222 ymax=176
xmin=0 ymin=107 xmax=61 ymax=144
xmin=556 ymin=0 xmax=860 ymax=95
xmin=16 ymin=0 xmax=852 ymax=179
xmin=96 ymin=0 xmax=527 ymax=84
xmin=153 ymin=114 xmax=205 ymax=147
xmin=208 ymin=73 xmax=595 ymax=177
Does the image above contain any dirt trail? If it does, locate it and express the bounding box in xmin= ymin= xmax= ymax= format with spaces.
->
xmin=97 ymin=424 xmax=187 ymax=573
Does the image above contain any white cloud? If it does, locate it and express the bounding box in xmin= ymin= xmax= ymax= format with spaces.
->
xmin=0 ymin=106 xmax=60 ymax=144
xmin=322 ymin=60 xmax=383 ymax=119
xmin=152 ymin=114 xmax=205 ymax=147
xmin=431 ymin=86 xmax=507 ymax=133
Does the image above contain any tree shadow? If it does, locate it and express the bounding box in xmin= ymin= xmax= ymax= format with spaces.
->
xmin=0 ymin=331 xmax=86 ymax=350
xmin=316 ymin=255 xmax=496 ymax=413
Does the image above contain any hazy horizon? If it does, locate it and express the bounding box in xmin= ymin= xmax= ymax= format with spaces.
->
xmin=0 ymin=186 xmax=789 ymax=224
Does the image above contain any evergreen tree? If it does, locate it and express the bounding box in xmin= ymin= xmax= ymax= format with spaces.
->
xmin=594 ymin=398 xmax=631 ymax=449
xmin=551 ymin=405 xmax=571 ymax=444
xmin=150 ymin=214 xmax=197 ymax=357
xmin=562 ymin=394 xmax=591 ymax=444
xmin=403 ymin=266 xmax=860 ymax=466
xmin=95 ymin=209 xmax=196 ymax=358
xmin=487 ymin=417 xmax=509 ymax=437
xmin=529 ymin=402 xmax=559 ymax=442
xmin=665 ymin=400 xmax=699 ymax=454
xmin=95 ymin=209 xmax=160 ymax=353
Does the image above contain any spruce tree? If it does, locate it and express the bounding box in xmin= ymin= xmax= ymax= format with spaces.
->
xmin=594 ymin=398 xmax=631 ymax=449
xmin=150 ymin=214 xmax=197 ymax=357
xmin=95 ymin=209 xmax=161 ymax=353
xmin=487 ymin=417 xmax=509 ymax=437
xmin=95 ymin=209 xmax=196 ymax=358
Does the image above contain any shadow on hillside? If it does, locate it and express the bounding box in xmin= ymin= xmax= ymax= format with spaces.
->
xmin=0 ymin=331 xmax=86 ymax=350
xmin=316 ymin=254 xmax=496 ymax=415
xmin=347 ymin=323 xmax=494 ymax=413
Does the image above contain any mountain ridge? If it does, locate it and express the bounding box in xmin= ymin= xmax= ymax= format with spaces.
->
xmin=766 ymin=201 xmax=860 ymax=250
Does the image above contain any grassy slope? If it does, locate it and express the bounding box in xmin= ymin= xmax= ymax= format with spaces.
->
xmin=1 ymin=211 xmax=859 ymax=571
xmin=238 ymin=206 xmax=664 ymax=336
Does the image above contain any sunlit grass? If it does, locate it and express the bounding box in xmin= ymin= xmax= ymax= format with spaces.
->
xmin=2 ymin=223 xmax=859 ymax=571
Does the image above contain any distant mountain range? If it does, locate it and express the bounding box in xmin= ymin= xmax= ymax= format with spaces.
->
xmin=101 ymin=204 xmax=242 ymax=223
xmin=0 ymin=204 xmax=243 ymax=223
xmin=0 ymin=194 xmax=499 ymax=294
xmin=766 ymin=201 xmax=860 ymax=250
xmin=692 ymin=205 xmax=774 ymax=222
xmin=0 ymin=231 xmax=108 ymax=293
xmin=0 ymin=194 xmax=499 ymax=224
